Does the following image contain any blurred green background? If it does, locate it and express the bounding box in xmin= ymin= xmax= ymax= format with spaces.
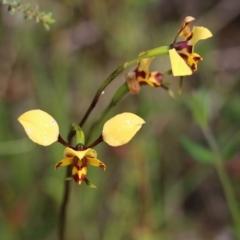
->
xmin=1 ymin=0 xmax=240 ymax=239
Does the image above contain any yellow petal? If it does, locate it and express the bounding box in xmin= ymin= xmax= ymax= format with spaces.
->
xmin=18 ymin=109 xmax=59 ymax=146
xmin=186 ymin=53 xmax=202 ymax=71
xmin=55 ymin=157 xmax=74 ymax=169
xmin=102 ymin=113 xmax=145 ymax=147
xmin=86 ymin=157 xmax=106 ymax=170
xmin=190 ymin=26 xmax=213 ymax=46
xmin=138 ymin=57 xmax=154 ymax=73
xmin=64 ymin=147 xmax=97 ymax=160
xmin=139 ymin=71 xmax=163 ymax=87
xmin=169 ymin=49 xmax=192 ymax=76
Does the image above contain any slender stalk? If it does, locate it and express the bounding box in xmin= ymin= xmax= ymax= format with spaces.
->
xmin=58 ymin=132 xmax=74 ymax=240
xmin=58 ymin=135 xmax=72 ymax=148
xmin=202 ymin=126 xmax=240 ymax=239
xmin=79 ymin=65 xmax=125 ymax=127
xmin=67 ymin=65 xmax=127 ymax=142
xmin=59 ymin=166 xmax=71 ymax=240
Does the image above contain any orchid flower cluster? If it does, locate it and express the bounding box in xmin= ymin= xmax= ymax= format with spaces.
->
xmin=126 ymin=16 xmax=212 ymax=94
xmin=18 ymin=16 xmax=212 ymax=187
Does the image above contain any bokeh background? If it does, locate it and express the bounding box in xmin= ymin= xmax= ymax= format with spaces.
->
xmin=1 ymin=0 xmax=240 ymax=239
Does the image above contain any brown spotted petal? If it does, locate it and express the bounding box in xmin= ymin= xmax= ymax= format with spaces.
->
xmin=55 ymin=157 xmax=74 ymax=169
xmin=86 ymin=156 xmax=106 ymax=170
xmin=179 ymin=52 xmax=202 ymax=71
xmin=138 ymin=71 xmax=163 ymax=87
xmin=187 ymin=53 xmax=202 ymax=71
xmin=72 ymin=159 xmax=87 ymax=184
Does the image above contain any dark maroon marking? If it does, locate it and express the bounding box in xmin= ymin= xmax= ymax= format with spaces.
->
xmin=171 ymin=41 xmax=188 ymax=51
xmin=80 ymin=174 xmax=86 ymax=182
xmin=73 ymin=174 xmax=79 ymax=183
xmin=179 ymin=53 xmax=188 ymax=60
xmin=186 ymin=45 xmax=193 ymax=53
xmin=191 ymin=64 xmax=196 ymax=71
xmin=135 ymin=70 xmax=147 ymax=79
xmin=153 ymin=72 xmax=163 ymax=85
xmin=139 ymin=81 xmax=147 ymax=86
xmin=99 ymin=163 xmax=106 ymax=170
xmin=82 ymin=158 xmax=87 ymax=165
xmin=55 ymin=162 xmax=62 ymax=168
xmin=190 ymin=57 xmax=202 ymax=71
xmin=139 ymin=72 xmax=163 ymax=87
xmin=75 ymin=163 xmax=85 ymax=171
xmin=74 ymin=158 xmax=87 ymax=170
xmin=193 ymin=56 xmax=202 ymax=61
xmin=75 ymin=165 xmax=81 ymax=171
xmin=171 ymin=41 xmax=192 ymax=53
xmin=186 ymin=33 xmax=193 ymax=41
xmin=73 ymin=157 xmax=78 ymax=164
xmin=73 ymin=173 xmax=86 ymax=183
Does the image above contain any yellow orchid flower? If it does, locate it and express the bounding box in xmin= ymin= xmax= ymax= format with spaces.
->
xmin=126 ymin=55 xmax=163 ymax=94
xmin=18 ymin=110 xmax=145 ymax=186
xmin=55 ymin=147 xmax=106 ymax=186
xmin=169 ymin=16 xmax=213 ymax=76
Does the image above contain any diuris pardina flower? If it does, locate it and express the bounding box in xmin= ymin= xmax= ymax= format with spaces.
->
xmin=126 ymin=54 xmax=163 ymax=94
xmin=18 ymin=110 xmax=145 ymax=187
xmin=55 ymin=147 xmax=106 ymax=186
xmin=169 ymin=16 xmax=213 ymax=76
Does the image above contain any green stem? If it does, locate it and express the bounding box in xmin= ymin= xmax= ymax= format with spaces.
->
xmin=125 ymin=46 xmax=170 ymax=67
xmin=202 ymin=126 xmax=240 ymax=239
xmin=58 ymin=131 xmax=75 ymax=240
xmin=86 ymin=82 xmax=129 ymax=144
xmin=59 ymin=166 xmax=71 ymax=240
xmin=79 ymin=65 xmax=125 ymax=127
